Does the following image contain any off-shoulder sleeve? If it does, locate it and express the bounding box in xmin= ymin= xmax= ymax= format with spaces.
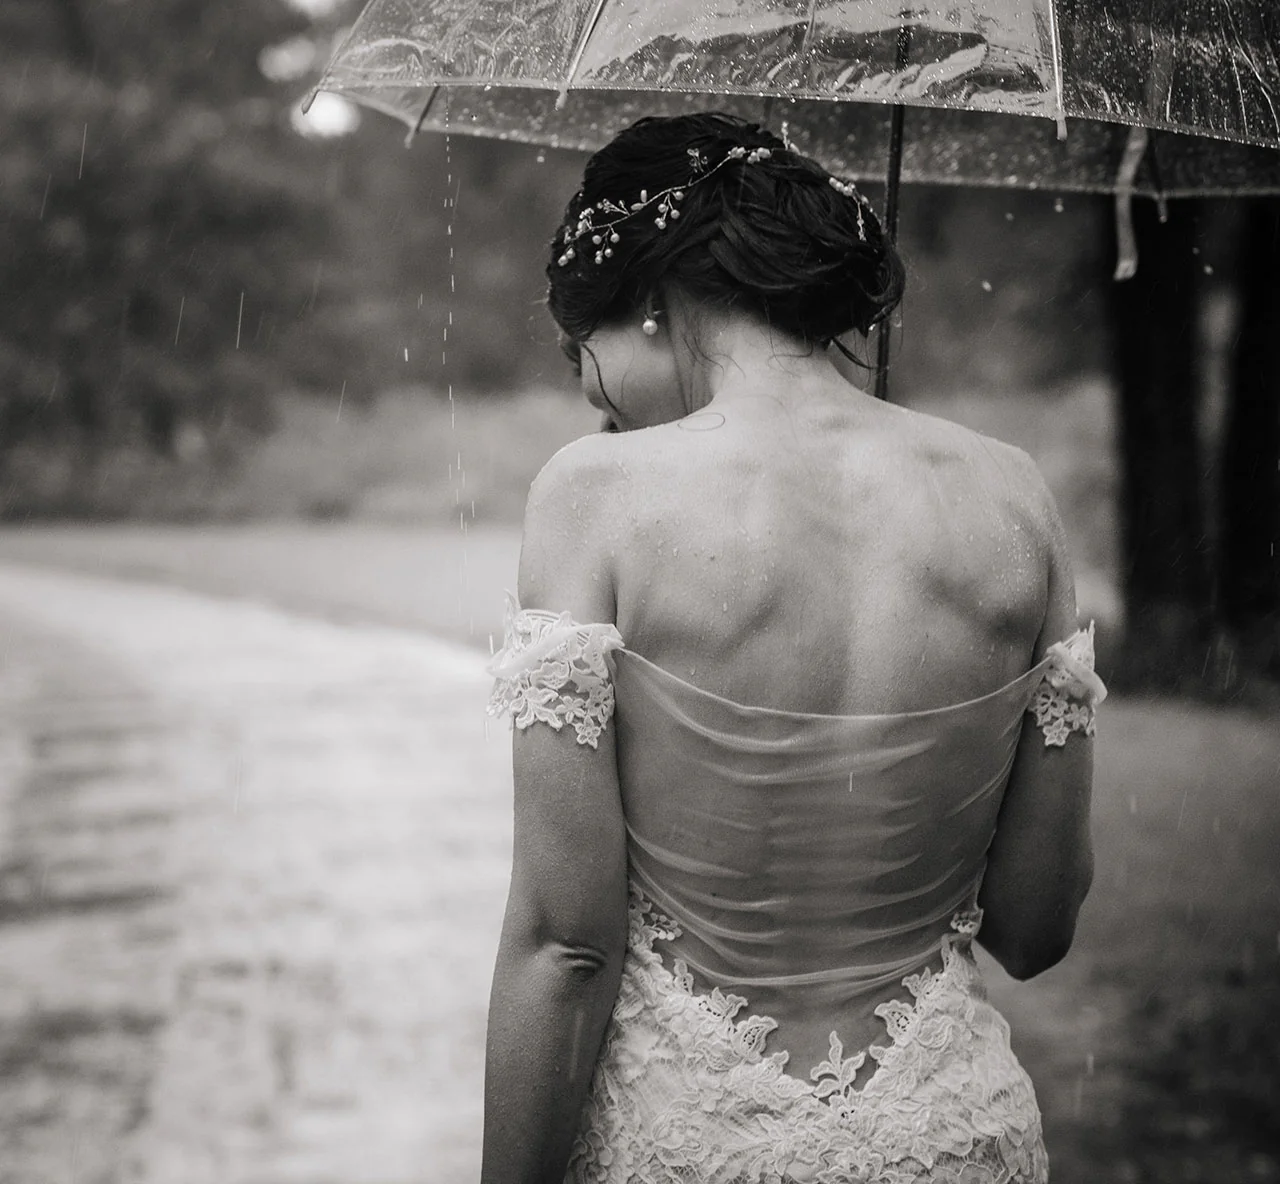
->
xmin=485 ymin=591 xmax=625 ymax=749
xmin=1028 ymin=620 xmax=1108 ymax=747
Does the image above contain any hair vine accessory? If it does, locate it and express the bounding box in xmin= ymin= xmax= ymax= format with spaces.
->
xmin=556 ymin=147 xmax=768 ymax=267
xmin=559 ymin=140 xmax=867 ymax=268
xmin=828 ymin=175 xmax=868 ymax=239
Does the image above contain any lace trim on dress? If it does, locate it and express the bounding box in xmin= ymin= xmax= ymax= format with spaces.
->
xmin=1029 ymin=621 xmax=1107 ymax=748
xmin=568 ymin=885 xmax=1047 ymax=1183
xmin=485 ymin=592 xmax=624 ymax=749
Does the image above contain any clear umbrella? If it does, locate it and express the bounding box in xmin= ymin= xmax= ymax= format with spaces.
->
xmin=306 ymin=0 xmax=1280 ymax=395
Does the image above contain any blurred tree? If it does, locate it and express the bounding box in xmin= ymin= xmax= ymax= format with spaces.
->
xmin=1219 ymin=198 xmax=1280 ymax=675
xmin=1106 ymin=200 xmax=1214 ymax=688
xmin=0 ymin=64 xmax=329 ymax=452
xmin=1106 ymin=195 xmax=1280 ymax=694
xmin=0 ymin=0 xmax=358 ymax=465
xmin=892 ymin=188 xmax=1108 ymax=397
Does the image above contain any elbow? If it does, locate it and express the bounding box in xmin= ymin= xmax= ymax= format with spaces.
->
xmin=545 ymin=937 xmax=623 ymax=983
xmin=979 ymin=850 xmax=1093 ymax=981
xmin=534 ymin=909 xmax=628 ymax=982
xmin=982 ymin=877 xmax=1092 ymax=982
xmin=493 ymin=926 xmax=625 ymax=997
xmin=992 ymin=928 xmax=1076 ymax=981
xmin=499 ymin=880 xmax=629 ymax=984
xmin=500 ymin=902 xmax=627 ymax=984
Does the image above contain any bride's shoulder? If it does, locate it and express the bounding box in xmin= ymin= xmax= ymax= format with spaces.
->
xmin=895 ymin=404 xmax=1056 ymax=514
xmin=529 ymin=423 xmax=681 ymax=510
xmin=523 ymin=432 xmax=641 ymax=560
xmin=530 ymin=431 xmax=632 ymax=500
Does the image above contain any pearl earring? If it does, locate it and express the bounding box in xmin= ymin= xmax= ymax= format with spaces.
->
xmin=642 ymin=314 xmax=659 ymax=336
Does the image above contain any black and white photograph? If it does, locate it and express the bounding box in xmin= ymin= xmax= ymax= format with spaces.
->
xmin=1 ymin=2 xmax=1277 ymax=1182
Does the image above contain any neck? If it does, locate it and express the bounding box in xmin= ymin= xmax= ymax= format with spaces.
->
xmin=670 ymin=305 xmax=864 ymax=412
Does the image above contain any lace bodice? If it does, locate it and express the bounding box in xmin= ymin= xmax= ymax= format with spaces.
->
xmin=486 ymin=597 xmax=1106 ymax=1183
xmin=567 ymin=887 xmax=1047 ymax=1184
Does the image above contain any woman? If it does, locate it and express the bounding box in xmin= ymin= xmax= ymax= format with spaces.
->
xmin=481 ymin=112 xmax=1104 ymax=1184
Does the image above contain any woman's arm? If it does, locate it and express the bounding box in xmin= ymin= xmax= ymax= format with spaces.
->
xmin=481 ymin=439 xmax=629 ymax=1184
xmin=977 ymin=462 xmax=1096 ymax=981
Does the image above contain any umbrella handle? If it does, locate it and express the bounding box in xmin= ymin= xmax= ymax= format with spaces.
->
xmin=874 ymin=24 xmax=913 ymax=401
xmin=873 ymin=96 xmax=905 ymax=402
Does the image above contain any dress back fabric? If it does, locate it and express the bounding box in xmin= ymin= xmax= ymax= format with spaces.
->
xmin=486 ymin=596 xmax=1104 ymax=1184
xmin=613 ymin=650 xmax=1040 ymax=1008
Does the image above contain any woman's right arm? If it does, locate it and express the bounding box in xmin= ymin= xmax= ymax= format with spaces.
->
xmin=977 ymin=473 xmax=1096 ymax=981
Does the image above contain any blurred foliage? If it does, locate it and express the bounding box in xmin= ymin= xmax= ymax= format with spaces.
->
xmin=0 ymin=62 xmax=321 ymax=449
xmin=0 ymin=0 xmax=1113 ymax=479
xmin=0 ymin=0 xmax=342 ymax=453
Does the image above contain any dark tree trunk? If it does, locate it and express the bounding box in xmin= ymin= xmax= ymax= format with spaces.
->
xmin=142 ymin=396 xmax=178 ymax=459
xmin=55 ymin=0 xmax=95 ymax=70
xmin=1219 ymin=199 xmax=1280 ymax=674
xmin=1107 ymin=198 xmax=1213 ymax=688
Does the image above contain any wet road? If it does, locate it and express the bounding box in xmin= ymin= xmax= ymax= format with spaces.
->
xmin=0 ymin=565 xmax=510 ymax=1184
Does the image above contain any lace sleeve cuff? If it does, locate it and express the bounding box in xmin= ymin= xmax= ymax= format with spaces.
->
xmin=485 ymin=592 xmax=625 ymax=749
xmin=1029 ymin=620 xmax=1108 ymax=747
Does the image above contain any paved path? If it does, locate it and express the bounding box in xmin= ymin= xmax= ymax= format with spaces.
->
xmin=0 ymin=565 xmax=510 ymax=1184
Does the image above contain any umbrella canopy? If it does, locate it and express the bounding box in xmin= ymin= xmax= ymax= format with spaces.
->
xmin=308 ymin=0 xmax=1280 ymax=194
xmin=305 ymin=0 xmax=1280 ymax=396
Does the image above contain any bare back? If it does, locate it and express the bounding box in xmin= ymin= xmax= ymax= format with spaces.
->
xmin=507 ymin=372 xmax=1094 ymax=1089
xmin=605 ymin=385 xmax=1055 ymax=717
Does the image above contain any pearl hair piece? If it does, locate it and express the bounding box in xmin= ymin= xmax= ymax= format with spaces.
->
xmin=556 ymin=141 xmax=870 ymax=268
xmin=829 ymin=176 xmax=867 ymax=240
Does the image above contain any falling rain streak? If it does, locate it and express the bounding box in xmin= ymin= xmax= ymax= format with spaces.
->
xmin=438 ymin=110 xmax=476 ymax=638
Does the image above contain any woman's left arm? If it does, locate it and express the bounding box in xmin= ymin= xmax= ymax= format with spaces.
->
xmin=481 ymin=439 xmax=629 ymax=1184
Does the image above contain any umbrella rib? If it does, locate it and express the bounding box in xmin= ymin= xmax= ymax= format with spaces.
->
xmin=799 ymin=0 xmax=820 ymax=56
xmin=559 ymin=0 xmax=613 ymax=108
xmin=1046 ymin=0 xmax=1067 ymax=140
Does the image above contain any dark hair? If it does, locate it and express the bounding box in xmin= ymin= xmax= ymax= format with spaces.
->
xmin=546 ymin=112 xmax=905 ymax=352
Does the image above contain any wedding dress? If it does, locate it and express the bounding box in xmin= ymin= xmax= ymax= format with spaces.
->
xmin=487 ymin=594 xmax=1105 ymax=1184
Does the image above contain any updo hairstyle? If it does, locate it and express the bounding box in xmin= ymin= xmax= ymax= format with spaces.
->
xmin=546 ymin=112 xmax=905 ymax=352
